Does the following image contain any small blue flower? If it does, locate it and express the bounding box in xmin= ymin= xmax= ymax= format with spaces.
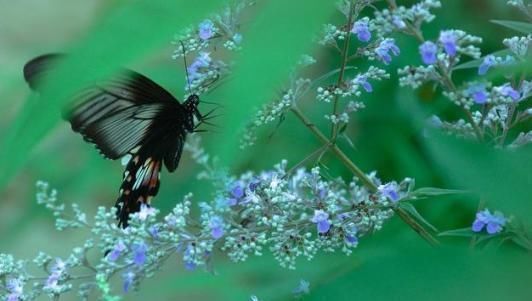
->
xmin=439 ymin=30 xmax=458 ymax=57
xmin=375 ymin=39 xmax=400 ymax=65
xmin=498 ymin=83 xmax=520 ymax=101
xmin=353 ymin=75 xmax=373 ymax=92
xmin=107 ymin=241 xmax=127 ymax=262
xmin=311 ymin=210 xmax=331 ymax=233
xmin=318 ymin=188 xmax=328 ymax=199
xmin=345 ymin=234 xmax=359 ymax=246
xmin=419 ymin=41 xmax=438 ymax=65
xmin=138 ymin=204 xmax=155 ymax=221
xmin=184 ymin=261 xmax=196 ymax=271
xmin=198 ymin=19 xmax=215 ymax=41
xmin=378 ymin=182 xmax=400 ymax=202
xmin=428 ymin=115 xmax=443 ymax=128
xmin=232 ymin=33 xmax=243 ymax=44
xmin=122 ymin=271 xmax=135 ymax=293
xmin=472 ymin=209 xmax=506 ymax=234
xmin=345 ymin=224 xmax=359 ymax=246
xmin=293 ymin=279 xmax=310 ymax=295
xmin=45 ymin=272 xmax=61 ymax=291
xmin=351 ymin=19 xmax=371 ymax=42
xmin=467 ymin=83 xmax=489 ymax=104
xmin=132 ymin=242 xmax=147 ymax=266
xmin=6 ymin=278 xmax=23 ymax=301
xmin=209 ymin=216 xmax=225 ymax=239
xmin=392 ymin=16 xmax=406 ymax=29
xmin=188 ymin=52 xmax=212 ymax=81
xmin=478 ymin=55 xmax=497 ymax=75
xmin=227 ymin=181 xmax=246 ymax=206
xmin=148 ymin=225 xmax=159 ymax=238
xmin=248 ymin=178 xmax=260 ymax=192
xmin=231 ymin=182 xmax=244 ymax=198
xmin=183 ymin=244 xmax=196 ymax=271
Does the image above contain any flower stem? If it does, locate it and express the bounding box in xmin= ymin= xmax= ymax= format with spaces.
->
xmin=291 ymin=105 xmax=439 ymax=245
xmin=291 ymin=106 xmax=377 ymax=191
xmin=331 ymin=1 xmax=356 ymax=142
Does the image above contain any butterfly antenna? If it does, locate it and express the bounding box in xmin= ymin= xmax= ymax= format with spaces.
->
xmin=180 ymin=40 xmax=192 ymax=94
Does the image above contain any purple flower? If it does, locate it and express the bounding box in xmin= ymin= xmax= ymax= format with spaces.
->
xmin=375 ymin=39 xmax=400 ymax=65
xmin=227 ymin=181 xmax=246 ymax=206
xmin=209 ymin=216 xmax=225 ymax=239
xmin=472 ymin=209 xmax=506 ymax=234
xmin=439 ymin=30 xmax=458 ymax=57
xmin=353 ymin=75 xmax=373 ymax=92
xmin=392 ymin=16 xmax=406 ymax=29
xmin=6 ymin=279 xmax=23 ymax=301
xmin=138 ymin=204 xmax=155 ymax=221
xmin=45 ymin=272 xmax=61 ymax=291
xmin=232 ymin=33 xmax=243 ymax=44
xmin=148 ymin=225 xmax=159 ymax=238
xmin=378 ymin=182 xmax=400 ymax=202
xmin=428 ymin=115 xmax=442 ymax=128
xmin=351 ymin=19 xmax=371 ymax=42
xmin=467 ymin=83 xmax=489 ymax=104
xmin=311 ymin=210 xmax=331 ymax=233
xmin=293 ymin=279 xmax=310 ymax=295
xmin=183 ymin=244 xmax=197 ymax=271
xmin=122 ymin=271 xmax=135 ymax=293
xmin=248 ymin=178 xmax=260 ymax=192
xmin=198 ymin=19 xmax=215 ymax=41
xmin=231 ymin=182 xmax=244 ymax=198
xmin=107 ymin=241 xmax=127 ymax=262
xmin=498 ymin=83 xmax=520 ymax=101
xmin=318 ymin=188 xmax=328 ymax=199
xmin=419 ymin=41 xmax=438 ymax=65
xmin=344 ymin=224 xmax=358 ymax=246
xmin=478 ymin=55 xmax=497 ymax=75
xmin=187 ymin=52 xmax=211 ymax=81
xmin=132 ymin=242 xmax=147 ymax=266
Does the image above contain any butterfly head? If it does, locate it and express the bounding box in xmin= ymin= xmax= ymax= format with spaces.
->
xmin=183 ymin=94 xmax=202 ymax=131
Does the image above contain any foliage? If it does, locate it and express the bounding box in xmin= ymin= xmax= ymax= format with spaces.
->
xmin=0 ymin=0 xmax=531 ymax=300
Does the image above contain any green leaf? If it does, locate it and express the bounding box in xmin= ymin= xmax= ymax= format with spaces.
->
xmin=438 ymin=227 xmax=475 ymax=237
xmin=411 ymin=187 xmax=466 ymax=198
xmin=0 ymin=0 xmax=225 ymax=188
xmin=306 ymin=243 xmax=532 ymax=301
xmin=208 ymin=0 xmax=335 ymax=166
xmin=491 ymin=19 xmax=532 ymax=34
xmin=424 ymin=132 xmax=532 ymax=221
xmin=511 ymin=235 xmax=532 ymax=251
xmin=399 ymin=202 xmax=438 ymax=232
xmin=453 ymin=49 xmax=511 ymax=70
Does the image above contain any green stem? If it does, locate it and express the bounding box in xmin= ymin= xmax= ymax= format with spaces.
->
xmin=395 ymin=208 xmax=439 ymax=246
xmin=331 ymin=1 xmax=356 ymax=141
xmin=291 ymin=105 xmax=439 ymax=245
xmin=291 ymin=106 xmax=377 ymax=191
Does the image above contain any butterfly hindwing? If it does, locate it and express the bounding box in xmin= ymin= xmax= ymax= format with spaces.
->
xmin=116 ymin=153 xmax=162 ymax=227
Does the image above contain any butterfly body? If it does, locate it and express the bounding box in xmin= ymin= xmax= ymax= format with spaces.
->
xmin=24 ymin=54 xmax=203 ymax=226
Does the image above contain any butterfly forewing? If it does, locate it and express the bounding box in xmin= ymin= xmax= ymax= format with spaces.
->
xmin=24 ymin=53 xmax=199 ymax=227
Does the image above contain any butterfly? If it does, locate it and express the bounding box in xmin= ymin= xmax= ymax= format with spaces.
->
xmin=24 ymin=53 xmax=215 ymax=227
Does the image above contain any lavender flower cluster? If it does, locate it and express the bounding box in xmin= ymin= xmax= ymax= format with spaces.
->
xmin=0 ymin=153 xmax=410 ymax=300
xmin=2 ymin=0 xmax=531 ymax=300
xmin=171 ymin=1 xmax=250 ymax=96
xmin=394 ymin=1 xmax=532 ymax=146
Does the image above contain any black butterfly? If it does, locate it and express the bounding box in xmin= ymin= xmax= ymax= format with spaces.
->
xmin=24 ymin=53 xmax=213 ymax=227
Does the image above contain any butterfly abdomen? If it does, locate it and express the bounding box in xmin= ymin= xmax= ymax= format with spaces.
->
xmin=116 ymin=151 xmax=162 ymax=227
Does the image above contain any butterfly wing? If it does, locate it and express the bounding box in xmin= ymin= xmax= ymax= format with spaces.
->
xmin=116 ymin=153 xmax=162 ymax=227
xmin=23 ymin=53 xmax=182 ymax=159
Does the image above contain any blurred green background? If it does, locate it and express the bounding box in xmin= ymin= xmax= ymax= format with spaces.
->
xmin=0 ymin=0 xmax=531 ymax=300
